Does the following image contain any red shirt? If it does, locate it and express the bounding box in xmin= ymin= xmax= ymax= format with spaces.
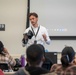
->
xmin=0 ymin=69 xmax=4 ymax=75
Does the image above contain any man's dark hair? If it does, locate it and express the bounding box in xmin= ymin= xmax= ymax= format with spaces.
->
xmin=29 ymin=12 xmax=38 ymax=18
xmin=26 ymin=44 xmax=44 ymax=65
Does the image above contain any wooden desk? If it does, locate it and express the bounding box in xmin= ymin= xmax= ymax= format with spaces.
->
xmin=4 ymin=72 xmax=15 ymax=75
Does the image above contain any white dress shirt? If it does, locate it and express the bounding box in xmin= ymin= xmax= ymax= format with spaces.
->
xmin=22 ymin=25 xmax=51 ymax=47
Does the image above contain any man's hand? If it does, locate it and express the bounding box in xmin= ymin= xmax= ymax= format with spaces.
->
xmin=42 ymin=34 xmax=47 ymax=41
xmin=22 ymin=34 xmax=28 ymax=44
xmin=4 ymin=48 xmax=9 ymax=54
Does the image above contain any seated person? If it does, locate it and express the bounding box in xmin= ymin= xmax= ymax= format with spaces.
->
xmin=0 ymin=41 xmax=16 ymax=70
xmin=13 ymin=44 xmax=56 ymax=75
xmin=0 ymin=41 xmax=9 ymax=54
xmin=65 ymin=65 xmax=76 ymax=75
xmin=25 ymin=44 xmax=53 ymax=70
xmin=50 ymin=46 xmax=76 ymax=75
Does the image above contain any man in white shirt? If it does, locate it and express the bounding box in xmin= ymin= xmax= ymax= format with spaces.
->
xmin=22 ymin=12 xmax=51 ymax=47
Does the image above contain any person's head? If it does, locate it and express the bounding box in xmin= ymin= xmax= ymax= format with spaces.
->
xmin=29 ymin=12 xmax=38 ymax=27
xmin=61 ymin=46 xmax=75 ymax=67
xmin=37 ymin=44 xmax=45 ymax=55
xmin=0 ymin=41 xmax=4 ymax=54
xmin=26 ymin=44 xmax=45 ymax=67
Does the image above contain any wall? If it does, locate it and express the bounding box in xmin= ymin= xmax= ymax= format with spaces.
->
xmin=0 ymin=0 xmax=27 ymax=54
xmin=45 ymin=40 xmax=76 ymax=52
xmin=0 ymin=0 xmax=76 ymax=58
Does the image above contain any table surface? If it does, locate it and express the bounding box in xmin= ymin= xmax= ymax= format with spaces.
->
xmin=4 ymin=71 xmax=15 ymax=75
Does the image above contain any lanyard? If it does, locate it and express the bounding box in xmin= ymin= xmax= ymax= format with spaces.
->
xmin=31 ymin=26 xmax=40 ymax=38
xmin=31 ymin=26 xmax=40 ymax=44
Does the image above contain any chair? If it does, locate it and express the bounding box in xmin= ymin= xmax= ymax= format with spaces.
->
xmin=45 ymin=52 xmax=57 ymax=64
xmin=42 ymin=56 xmax=53 ymax=70
xmin=42 ymin=52 xmax=57 ymax=70
xmin=0 ymin=63 xmax=9 ymax=71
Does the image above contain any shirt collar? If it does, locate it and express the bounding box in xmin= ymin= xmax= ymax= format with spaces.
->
xmin=31 ymin=25 xmax=40 ymax=29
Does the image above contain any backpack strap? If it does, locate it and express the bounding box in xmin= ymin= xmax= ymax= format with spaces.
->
xmin=22 ymin=67 xmax=30 ymax=75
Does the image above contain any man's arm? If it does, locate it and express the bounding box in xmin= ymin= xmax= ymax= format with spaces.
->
xmin=42 ymin=28 xmax=51 ymax=45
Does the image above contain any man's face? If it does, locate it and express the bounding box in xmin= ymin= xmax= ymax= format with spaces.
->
xmin=29 ymin=15 xmax=38 ymax=26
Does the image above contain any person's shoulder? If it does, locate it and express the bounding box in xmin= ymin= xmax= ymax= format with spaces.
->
xmin=40 ymin=25 xmax=47 ymax=30
xmin=23 ymin=27 xmax=31 ymax=34
xmin=41 ymin=72 xmax=57 ymax=75
xmin=25 ymin=27 xmax=31 ymax=31
xmin=66 ymin=65 xmax=76 ymax=70
xmin=64 ymin=65 xmax=76 ymax=75
xmin=40 ymin=25 xmax=46 ymax=28
xmin=13 ymin=67 xmax=28 ymax=75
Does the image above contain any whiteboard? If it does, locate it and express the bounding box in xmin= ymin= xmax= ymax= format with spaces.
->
xmin=30 ymin=0 xmax=76 ymax=36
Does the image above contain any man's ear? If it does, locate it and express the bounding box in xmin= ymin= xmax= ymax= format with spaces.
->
xmin=42 ymin=56 xmax=45 ymax=62
xmin=26 ymin=58 xmax=30 ymax=66
xmin=26 ymin=58 xmax=30 ymax=64
xmin=26 ymin=58 xmax=28 ymax=62
xmin=37 ymin=18 xmax=38 ymax=21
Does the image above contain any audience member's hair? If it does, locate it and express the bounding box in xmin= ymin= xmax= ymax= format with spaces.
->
xmin=61 ymin=55 xmax=69 ymax=67
xmin=26 ymin=44 xmax=44 ymax=66
xmin=0 ymin=41 xmax=5 ymax=56
xmin=61 ymin=46 xmax=75 ymax=67
xmin=37 ymin=44 xmax=45 ymax=56
xmin=0 ymin=41 xmax=4 ymax=52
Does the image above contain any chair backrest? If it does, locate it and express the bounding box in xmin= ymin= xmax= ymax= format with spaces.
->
xmin=42 ymin=56 xmax=53 ymax=70
xmin=45 ymin=52 xmax=57 ymax=64
xmin=0 ymin=63 xmax=9 ymax=71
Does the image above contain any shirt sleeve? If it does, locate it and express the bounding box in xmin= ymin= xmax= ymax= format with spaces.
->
xmin=8 ymin=55 xmax=16 ymax=66
xmin=44 ymin=27 xmax=51 ymax=45
xmin=22 ymin=27 xmax=31 ymax=47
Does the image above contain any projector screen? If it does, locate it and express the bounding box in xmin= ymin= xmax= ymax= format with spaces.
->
xmin=30 ymin=0 xmax=76 ymax=37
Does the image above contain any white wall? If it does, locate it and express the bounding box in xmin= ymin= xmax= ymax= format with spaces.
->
xmin=0 ymin=0 xmax=27 ymax=54
xmin=0 ymin=0 xmax=76 ymax=56
xmin=45 ymin=40 xmax=76 ymax=52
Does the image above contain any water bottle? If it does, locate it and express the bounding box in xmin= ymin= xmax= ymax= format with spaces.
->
xmin=21 ymin=55 xmax=25 ymax=67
